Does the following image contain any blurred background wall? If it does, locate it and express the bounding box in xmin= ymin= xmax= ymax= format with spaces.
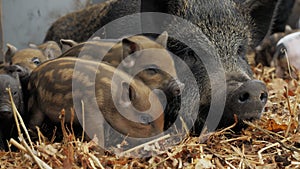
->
xmin=2 ymin=0 xmax=104 ymax=49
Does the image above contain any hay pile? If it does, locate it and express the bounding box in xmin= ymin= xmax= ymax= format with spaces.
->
xmin=0 ymin=64 xmax=300 ymax=169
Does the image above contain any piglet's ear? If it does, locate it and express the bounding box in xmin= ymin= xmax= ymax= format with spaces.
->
xmin=91 ymin=36 xmax=101 ymax=40
xmin=119 ymin=81 xmax=136 ymax=108
xmin=41 ymin=41 xmax=62 ymax=59
xmin=121 ymin=81 xmax=136 ymax=101
xmin=122 ymin=38 xmax=141 ymax=58
xmin=28 ymin=43 xmax=38 ymax=48
xmin=5 ymin=43 xmax=17 ymax=64
xmin=155 ymin=31 xmax=168 ymax=48
xmin=121 ymin=38 xmax=140 ymax=68
xmin=60 ymin=39 xmax=78 ymax=48
xmin=43 ymin=47 xmax=57 ymax=60
xmin=60 ymin=39 xmax=77 ymax=55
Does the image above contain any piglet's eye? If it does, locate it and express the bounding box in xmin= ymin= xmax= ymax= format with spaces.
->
xmin=32 ymin=57 xmax=41 ymax=65
xmin=145 ymin=65 xmax=160 ymax=75
xmin=13 ymin=91 xmax=17 ymax=96
xmin=146 ymin=68 xmax=159 ymax=75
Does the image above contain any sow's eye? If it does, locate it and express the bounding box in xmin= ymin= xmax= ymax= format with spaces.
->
xmin=237 ymin=45 xmax=246 ymax=56
xmin=13 ymin=91 xmax=17 ymax=96
xmin=12 ymin=89 xmax=18 ymax=97
xmin=32 ymin=57 xmax=41 ymax=65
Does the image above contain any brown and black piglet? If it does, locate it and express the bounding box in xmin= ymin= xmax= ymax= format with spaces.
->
xmin=27 ymin=57 xmax=164 ymax=148
xmin=5 ymin=41 xmax=62 ymax=74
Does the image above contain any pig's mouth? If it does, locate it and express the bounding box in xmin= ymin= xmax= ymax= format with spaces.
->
xmin=238 ymin=111 xmax=262 ymax=121
xmin=218 ymin=108 xmax=263 ymax=132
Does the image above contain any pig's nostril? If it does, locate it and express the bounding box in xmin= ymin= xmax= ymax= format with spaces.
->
xmin=173 ymin=87 xmax=181 ymax=96
xmin=0 ymin=111 xmax=11 ymax=114
xmin=238 ymin=92 xmax=250 ymax=103
xmin=260 ymin=92 xmax=268 ymax=103
xmin=171 ymin=81 xmax=184 ymax=96
xmin=237 ymin=90 xmax=268 ymax=104
xmin=139 ymin=114 xmax=153 ymax=125
xmin=0 ymin=110 xmax=12 ymax=118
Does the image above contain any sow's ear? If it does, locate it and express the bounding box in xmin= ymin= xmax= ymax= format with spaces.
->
xmin=236 ymin=0 xmax=279 ymax=47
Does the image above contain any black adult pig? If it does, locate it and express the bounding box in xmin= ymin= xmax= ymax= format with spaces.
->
xmin=44 ymin=0 xmax=277 ymax=134
xmin=0 ymin=64 xmax=27 ymax=150
xmin=287 ymin=0 xmax=300 ymax=29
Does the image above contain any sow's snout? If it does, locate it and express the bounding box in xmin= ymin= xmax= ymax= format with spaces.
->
xmin=166 ymin=79 xmax=185 ymax=97
xmin=220 ymin=79 xmax=268 ymax=129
